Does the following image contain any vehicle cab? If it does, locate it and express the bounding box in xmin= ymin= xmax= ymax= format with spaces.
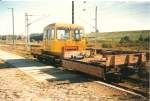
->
xmin=43 ymin=23 xmax=86 ymax=58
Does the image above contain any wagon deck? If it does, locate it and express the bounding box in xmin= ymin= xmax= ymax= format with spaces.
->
xmin=62 ymin=50 xmax=146 ymax=79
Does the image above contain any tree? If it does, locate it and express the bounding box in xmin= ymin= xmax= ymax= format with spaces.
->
xmin=144 ymin=36 xmax=150 ymax=42
xmin=120 ymin=36 xmax=131 ymax=43
xmin=139 ymin=35 xmax=143 ymax=41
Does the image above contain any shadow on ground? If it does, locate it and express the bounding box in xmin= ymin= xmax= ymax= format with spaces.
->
xmin=42 ymin=68 xmax=99 ymax=83
xmin=0 ymin=59 xmax=48 ymax=68
xmin=0 ymin=58 xmax=99 ymax=84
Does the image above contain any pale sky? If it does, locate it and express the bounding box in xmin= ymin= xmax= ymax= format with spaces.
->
xmin=0 ymin=0 xmax=150 ymax=35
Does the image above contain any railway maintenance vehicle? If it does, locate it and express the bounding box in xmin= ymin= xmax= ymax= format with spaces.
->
xmin=31 ymin=23 xmax=146 ymax=80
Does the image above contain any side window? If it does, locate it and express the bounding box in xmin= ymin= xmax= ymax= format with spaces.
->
xmin=43 ymin=30 xmax=49 ymax=40
xmin=46 ymin=28 xmax=55 ymax=40
xmin=43 ymin=30 xmax=47 ymax=40
xmin=46 ymin=30 xmax=49 ymax=40
xmin=51 ymin=29 xmax=55 ymax=39
xmin=47 ymin=29 xmax=51 ymax=40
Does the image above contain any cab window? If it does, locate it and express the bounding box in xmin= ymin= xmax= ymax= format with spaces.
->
xmin=47 ymin=29 xmax=51 ymax=40
xmin=46 ymin=28 xmax=55 ymax=40
xmin=56 ymin=29 xmax=69 ymax=40
xmin=44 ymin=30 xmax=49 ymax=40
xmin=51 ymin=29 xmax=55 ymax=39
xmin=72 ymin=29 xmax=83 ymax=41
xmin=43 ymin=30 xmax=47 ymax=40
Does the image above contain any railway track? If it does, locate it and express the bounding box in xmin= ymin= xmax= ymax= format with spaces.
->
xmin=120 ymin=74 xmax=149 ymax=97
xmin=52 ymin=66 xmax=149 ymax=100
xmin=94 ymin=81 xmax=144 ymax=97
xmin=61 ymin=67 xmax=149 ymax=99
xmin=113 ymin=82 xmax=148 ymax=98
xmin=93 ymin=76 xmax=149 ymax=99
xmin=41 ymin=59 xmax=149 ymax=99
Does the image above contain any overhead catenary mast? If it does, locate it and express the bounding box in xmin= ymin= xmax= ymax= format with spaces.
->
xmin=95 ymin=6 xmax=99 ymax=32
xmin=8 ymin=8 xmax=15 ymax=46
xmin=72 ymin=1 xmax=74 ymax=24
xmin=25 ymin=13 xmax=32 ymax=50
xmin=25 ymin=13 xmax=28 ymax=45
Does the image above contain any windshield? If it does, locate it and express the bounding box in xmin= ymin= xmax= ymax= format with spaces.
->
xmin=56 ymin=28 xmax=69 ymax=40
xmin=72 ymin=29 xmax=83 ymax=41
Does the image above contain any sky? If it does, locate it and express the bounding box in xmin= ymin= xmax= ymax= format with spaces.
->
xmin=0 ymin=0 xmax=150 ymax=35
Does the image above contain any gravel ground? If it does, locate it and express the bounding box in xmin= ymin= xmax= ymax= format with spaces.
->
xmin=0 ymin=59 xmax=147 ymax=101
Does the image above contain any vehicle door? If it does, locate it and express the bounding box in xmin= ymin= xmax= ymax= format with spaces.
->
xmin=47 ymin=28 xmax=55 ymax=51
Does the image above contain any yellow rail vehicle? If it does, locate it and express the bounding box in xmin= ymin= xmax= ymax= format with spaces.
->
xmin=31 ymin=23 xmax=87 ymax=64
xmin=31 ymin=23 xmax=146 ymax=81
xmin=43 ymin=23 xmax=86 ymax=56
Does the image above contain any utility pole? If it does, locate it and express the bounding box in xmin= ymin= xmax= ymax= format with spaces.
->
xmin=8 ymin=8 xmax=15 ymax=46
xmin=95 ymin=6 xmax=99 ymax=48
xmin=72 ymin=1 xmax=74 ymax=24
xmin=95 ymin=6 xmax=98 ymax=33
xmin=26 ymin=13 xmax=43 ymax=47
xmin=25 ymin=13 xmax=49 ymax=50
xmin=25 ymin=13 xmax=28 ymax=48
xmin=25 ymin=13 xmax=31 ymax=50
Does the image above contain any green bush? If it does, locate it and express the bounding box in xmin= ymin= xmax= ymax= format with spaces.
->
xmin=120 ymin=36 xmax=131 ymax=43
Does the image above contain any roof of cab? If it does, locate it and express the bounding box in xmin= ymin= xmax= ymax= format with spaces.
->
xmin=44 ymin=23 xmax=84 ymax=29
